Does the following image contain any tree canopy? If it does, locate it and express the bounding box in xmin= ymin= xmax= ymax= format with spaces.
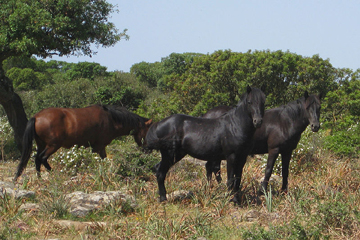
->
xmin=137 ymin=50 xmax=338 ymax=117
xmin=0 ymin=0 xmax=127 ymax=61
xmin=0 ymin=0 xmax=126 ymax=150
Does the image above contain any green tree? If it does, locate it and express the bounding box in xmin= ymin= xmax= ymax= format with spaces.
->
xmin=0 ymin=0 xmax=127 ymax=150
xmin=131 ymin=61 xmax=163 ymax=88
xmin=6 ymin=67 xmax=43 ymax=91
xmin=67 ymin=62 xmax=109 ymax=80
xmin=141 ymin=50 xmax=336 ymax=118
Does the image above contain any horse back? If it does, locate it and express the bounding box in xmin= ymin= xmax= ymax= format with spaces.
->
xmin=251 ymin=108 xmax=304 ymax=154
xmin=202 ymin=105 xmax=232 ymax=118
xmin=33 ymin=105 xmax=114 ymax=148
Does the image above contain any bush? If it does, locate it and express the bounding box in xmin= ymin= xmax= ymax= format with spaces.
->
xmin=0 ymin=117 xmax=16 ymax=161
xmin=57 ymin=145 xmax=104 ymax=176
xmin=323 ymin=123 xmax=360 ymax=157
xmin=110 ymin=140 xmax=159 ymax=180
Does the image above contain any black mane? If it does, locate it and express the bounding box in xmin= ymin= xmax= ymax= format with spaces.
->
xmin=279 ymin=98 xmax=304 ymax=119
xmin=101 ymin=105 xmax=149 ymax=129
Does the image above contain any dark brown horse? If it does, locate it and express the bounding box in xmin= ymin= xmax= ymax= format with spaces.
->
xmin=202 ymin=92 xmax=322 ymax=193
xmin=14 ymin=105 xmax=152 ymax=181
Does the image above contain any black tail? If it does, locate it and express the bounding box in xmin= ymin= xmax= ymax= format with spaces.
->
xmin=144 ymin=123 xmax=162 ymax=150
xmin=145 ymin=122 xmax=177 ymax=151
xmin=14 ymin=118 xmax=36 ymax=182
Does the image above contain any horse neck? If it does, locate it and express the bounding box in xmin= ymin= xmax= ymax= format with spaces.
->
xmin=283 ymin=101 xmax=309 ymax=133
xmin=232 ymin=103 xmax=254 ymax=130
xmin=114 ymin=123 xmax=138 ymax=136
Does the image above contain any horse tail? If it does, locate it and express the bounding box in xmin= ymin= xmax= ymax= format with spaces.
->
xmin=14 ymin=117 xmax=36 ymax=182
xmin=145 ymin=123 xmax=161 ymax=150
xmin=145 ymin=122 xmax=177 ymax=150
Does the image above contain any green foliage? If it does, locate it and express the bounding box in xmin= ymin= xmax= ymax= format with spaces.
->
xmin=3 ymin=56 xmax=52 ymax=91
xmin=323 ymin=123 xmax=360 ymax=157
xmin=95 ymin=85 xmax=143 ymax=109
xmin=2 ymin=56 xmax=38 ymax=72
xmin=7 ymin=67 xmax=45 ymax=90
xmin=40 ymin=193 xmax=71 ymax=219
xmin=130 ymin=61 xmax=163 ymax=88
xmin=22 ymin=77 xmax=97 ymax=114
xmin=57 ymin=145 xmax=104 ymax=176
xmin=315 ymin=193 xmax=353 ymax=235
xmin=0 ymin=116 xmax=13 ymax=160
xmin=288 ymin=127 xmax=324 ymax=174
xmin=322 ymin=70 xmax=360 ymax=127
xmin=241 ymin=225 xmax=279 ymax=240
xmin=130 ymin=52 xmax=203 ymax=90
xmin=0 ymin=0 xmax=126 ymax=60
xmin=321 ymin=70 xmax=360 ymax=157
xmin=111 ymin=140 xmax=159 ymax=180
xmin=18 ymin=68 xmax=150 ymax=117
xmin=93 ymin=71 xmax=149 ymax=109
xmin=139 ymin=50 xmax=336 ymax=118
xmin=0 ymin=116 xmax=18 ymax=161
xmin=66 ymin=62 xmax=109 ymax=80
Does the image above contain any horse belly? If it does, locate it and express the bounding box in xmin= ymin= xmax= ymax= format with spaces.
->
xmin=63 ymin=124 xmax=112 ymax=148
xmin=250 ymin=139 xmax=269 ymax=154
xmin=181 ymin=134 xmax=224 ymax=161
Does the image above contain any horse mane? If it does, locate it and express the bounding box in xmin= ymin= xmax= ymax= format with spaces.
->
xmin=100 ymin=105 xmax=149 ymax=129
xmin=236 ymin=87 xmax=266 ymax=107
xmin=278 ymin=97 xmax=306 ymax=120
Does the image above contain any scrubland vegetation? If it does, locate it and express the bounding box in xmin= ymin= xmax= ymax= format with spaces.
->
xmin=1 ymin=51 xmax=359 ymax=239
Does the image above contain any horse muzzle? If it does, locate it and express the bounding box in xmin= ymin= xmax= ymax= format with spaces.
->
xmin=253 ymin=118 xmax=263 ymax=128
xmin=311 ymin=123 xmax=320 ymax=132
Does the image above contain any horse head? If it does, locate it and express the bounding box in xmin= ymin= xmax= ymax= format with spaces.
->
xmin=244 ymin=86 xmax=266 ymax=128
xmin=134 ymin=119 xmax=153 ymax=150
xmin=303 ymin=91 xmax=322 ymax=132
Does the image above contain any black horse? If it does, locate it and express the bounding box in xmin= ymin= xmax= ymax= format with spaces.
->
xmin=201 ymin=105 xmax=233 ymax=183
xmin=146 ymin=86 xmax=266 ymax=202
xmin=202 ymin=91 xmax=322 ymax=193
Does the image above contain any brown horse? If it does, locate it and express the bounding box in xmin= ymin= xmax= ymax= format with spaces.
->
xmin=14 ymin=104 xmax=152 ymax=181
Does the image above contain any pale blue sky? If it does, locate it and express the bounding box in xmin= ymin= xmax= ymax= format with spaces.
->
xmin=49 ymin=0 xmax=360 ymax=72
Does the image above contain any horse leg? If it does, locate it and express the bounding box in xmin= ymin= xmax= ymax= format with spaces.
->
xmin=280 ymin=151 xmax=292 ymax=193
xmin=157 ymin=149 xmax=175 ymax=202
xmin=36 ymin=145 xmax=60 ymax=178
xmin=213 ymin=160 xmax=222 ymax=183
xmin=34 ymin=143 xmax=46 ymax=178
xmin=91 ymin=145 xmax=107 ymax=159
xmin=227 ymin=153 xmax=247 ymax=204
xmin=226 ymin=154 xmax=236 ymax=191
xmin=205 ymin=161 xmax=213 ymax=182
xmin=233 ymin=157 xmax=247 ymax=193
xmin=206 ymin=160 xmax=222 ymax=183
xmin=98 ymin=148 xmax=107 ymax=159
xmin=152 ymin=162 xmax=160 ymax=173
xmin=261 ymin=148 xmax=280 ymax=194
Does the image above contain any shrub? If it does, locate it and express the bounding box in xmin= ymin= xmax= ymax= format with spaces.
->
xmin=323 ymin=123 xmax=360 ymax=157
xmin=0 ymin=117 xmax=15 ymax=161
xmin=57 ymin=145 xmax=104 ymax=176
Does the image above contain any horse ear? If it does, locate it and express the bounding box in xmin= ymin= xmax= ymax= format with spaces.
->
xmin=318 ymin=92 xmax=324 ymax=100
xmin=260 ymin=84 xmax=266 ymax=93
xmin=145 ymin=119 xmax=153 ymax=126
xmin=304 ymin=91 xmax=309 ymax=99
xmin=297 ymin=99 xmax=301 ymax=104
xmin=247 ymin=85 xmax=252 ymax=93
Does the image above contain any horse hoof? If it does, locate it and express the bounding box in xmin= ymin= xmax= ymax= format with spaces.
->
xmin=280 ymin=189 xmax=288 ymax=195
xmin=229 ymin=196 xmax=240 ymax=205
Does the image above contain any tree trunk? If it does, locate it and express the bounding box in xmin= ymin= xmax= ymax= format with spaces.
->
xmin=0 ymin=66 xmax=28 ymax=152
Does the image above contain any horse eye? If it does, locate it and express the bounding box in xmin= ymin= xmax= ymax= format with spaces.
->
xmin=247 ymin=101 xmax=252 ymax=104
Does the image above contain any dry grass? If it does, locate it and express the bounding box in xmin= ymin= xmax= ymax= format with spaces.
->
xmin=0 ymin=143 xmax=359 ymax=239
